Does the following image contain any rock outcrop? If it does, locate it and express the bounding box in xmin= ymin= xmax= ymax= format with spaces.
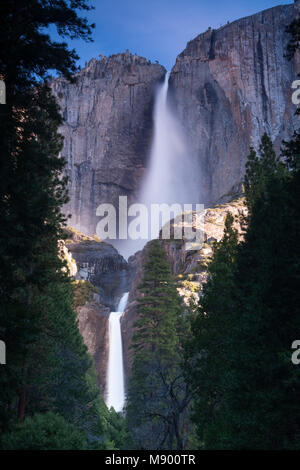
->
xmin=121 ymin=198 xmax=247 ymax=384
xmin=170 ymin=2 xmax=300 ymax=206
xmin=63 ymin=227 xmax=134 ymax=392
xmin=162 ymin=198 xmax=247 ymax=301
xmin=51 ymin=52 xmax=165 ymax=235
xmin=65 ymin=227 xmax=131 ymax=309
xmin=77 ymin=302 xmax=110 ymax=393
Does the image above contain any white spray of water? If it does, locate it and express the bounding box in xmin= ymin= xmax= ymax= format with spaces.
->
xmin=106 ymin=292 xmax=129 ymax=412
xmin=121 ymin=72 xmax=200 ymax=257
xmin=141 ymin=71 xmax=199 ymax=207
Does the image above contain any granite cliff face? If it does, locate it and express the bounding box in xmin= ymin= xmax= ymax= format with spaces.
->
xmin=55 ymin=2 xmax=300 ymax=395
xmin=169 ymin=2 xmax=300 ymax=205
xmin=51 ymin=52 xmax=165 ymax=235
xmin=77 ymin=302 xmax=110 ymax=393
xmin=52 ymin=3 xmax=300 ymax=232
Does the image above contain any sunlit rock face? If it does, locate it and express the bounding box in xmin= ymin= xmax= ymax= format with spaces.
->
xmin=170 ymin=3 xmax=300 ymax=206
xmin=51 ymin=52 xmax=166 ymax=235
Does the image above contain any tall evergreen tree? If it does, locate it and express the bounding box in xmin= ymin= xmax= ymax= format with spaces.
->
xmin=0 ymin=1 xmax=117 ymax=450
xmin=244 ymin=133 xmax=282 ymax=213
xmin=185 ymin=133 xmax=300 ymax=449
xmin=126 ymin=240 xmax=193 ymax=450
xmin=185 ymin=213 xmax=239 ymax=448
xmin=223 ymin=136 xmax=300 ymax=449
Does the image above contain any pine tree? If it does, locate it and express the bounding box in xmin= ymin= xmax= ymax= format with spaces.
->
xmin=223 ymin=136 xmax=300 ymax=448
xmin=1 ymin=412 xmax=88 ymax=450
xmin=0 ymin=1 xmax=117 ymax=449
xmin=185 ymin=213 xmax=239 ymax=448
xmin=244 ymin=133 xmax=282 ymax=213
xmin=282 ymin=130 xmax=300 ymax=171
xmin=126 ymin=240 xmax=193 ymax=450
xmin=186 ymin=133 xmax=300 ymax=449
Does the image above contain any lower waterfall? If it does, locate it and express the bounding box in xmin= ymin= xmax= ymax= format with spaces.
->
xmin=106 ymin=292 xmax=129 ymax=412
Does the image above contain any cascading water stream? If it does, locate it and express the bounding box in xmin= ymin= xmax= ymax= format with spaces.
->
xmin=121 ymin=71 xmax=201 ymax=257
xmin=106 ymin=292 xmax=129 ymax=412
xmin=142 ymin=71 xmax=200 ymax=208
xmin=105 ymin=73 xmax=201 ymax=407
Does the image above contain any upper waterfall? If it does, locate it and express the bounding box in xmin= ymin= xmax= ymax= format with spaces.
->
xmin=141 ymin=71 xmax=200 ymax=207
xmin=121 ymin=71 xmax=201 ymax=257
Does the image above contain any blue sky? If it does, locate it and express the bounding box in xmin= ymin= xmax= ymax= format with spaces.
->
xmin=59 ymin=0 xmax=292 ymax=70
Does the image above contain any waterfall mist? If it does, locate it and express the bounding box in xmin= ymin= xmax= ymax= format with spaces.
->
xmin=106 ymin=292 xmax=129 ymax=412
xmin=142 ymin=72 xmax=200 ymax=206
xmin=121 ymin=72 xmax=201 ymax=257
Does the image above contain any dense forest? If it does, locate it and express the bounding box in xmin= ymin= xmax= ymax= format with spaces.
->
xmin=0 ymin=0 xmax=299 ymax=450
xmin=0 ymin=0 xmax=125 ymax=450
xmin=125 ymin=132 xmax=300 ymax=450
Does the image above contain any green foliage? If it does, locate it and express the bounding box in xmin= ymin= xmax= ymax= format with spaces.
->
xmin=126 ymin=240 xmax=195 ymax=450
xmin=132 ymin=241 xmax=183 ymax=357
xmin=187 ymin=30 xmax=300 ymax=445
xmin=1 ymin=412 xmax=88 ymax=450
xmin=185 ymin=213 xmax=239 ymax=448
xmin=106 ymin=408 xmax=130 ymax=450
xmin=73 ymin=279 xmax=99 ymax=307
xmin=225 ymin=135 xmax=300 ymax=449
xmin=186 ymin=134 xmax=300 ymax=449
xmin=0 ymin=0 xmax=116 ymax=451
xmin=0 ymin=0 xmax=94 ymax=95
xmin=244 ymin=133 xmax=283 ymax=214
xmin=282 ymin=130 xmax=300 ymax=172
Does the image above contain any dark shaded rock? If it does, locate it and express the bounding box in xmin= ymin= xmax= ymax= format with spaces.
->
xmin=64 ymin=226 xmax=131 ymax=309
xmin=67 ymin=238 xmax=130 ymax=309
xmin=76 ymin=302 xmax=110 ymax=394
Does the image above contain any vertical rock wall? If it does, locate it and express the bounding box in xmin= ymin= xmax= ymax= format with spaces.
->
xmin=51 ymin=52 xmax=166 ymax=234
xmin=170 ymin=3 xmax=300 ymax=205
